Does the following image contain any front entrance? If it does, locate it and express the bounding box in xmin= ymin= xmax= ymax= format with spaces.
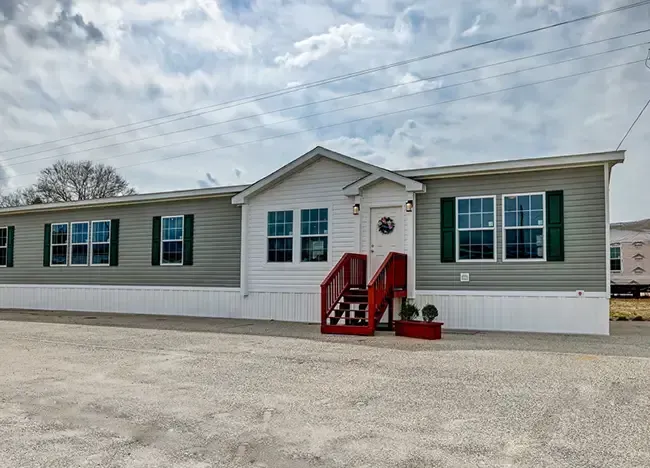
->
xmin=369 ymin=206 xmax=404 ymax=275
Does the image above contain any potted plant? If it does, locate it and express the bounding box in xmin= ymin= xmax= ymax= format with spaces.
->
xmin=394 ymin=300 xmax=444 ymax=340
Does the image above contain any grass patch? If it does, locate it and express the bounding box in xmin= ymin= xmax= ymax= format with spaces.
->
xmin=610 ymin=299 xmax=650 ymax=321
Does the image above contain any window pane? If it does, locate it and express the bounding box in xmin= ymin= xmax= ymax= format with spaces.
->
xmin=530 ymin=195 xmax=543 ymax=210
xmin=458 ymin=199 xmax=469 ymax=214
xmin=470 ymin=214 xmax=482 ymax=229
xmin=71 ymin=244 xmax=88 ymax=265
xmin=458 ymin=229 xmax=494 ymax=260
xmin=469 ymin=198 xmax=481 ymax=212
xmin=162 ymin=241 xmax=183 ymax=264
xmin=518 ymin=195 xmax=530 ymax=211
xmin=482 ymin=198 xmax=494 ymax=213
xmin=71 ymin=223 xmax=89 ymax=244
xmin=504 ymin=212 xmax=516 ymax=227
xmin=91 ymin=244 xmax=109 ymax=265
xmin=51 ymin=245 xmax=67 ymax=265
xmin=505 ymin=228 xmax=544 ymax=259
xmin=610 ymin=259 xmax=621 ymax=271
xmin=0 ymin=248 xmax=6 ymax=266
xmin=92 ymin=221 xmax=110 ymax=243
xmin=301 ymin=236 xmax=327 ymax=262
xmin=530 ymin=210 xmax=544 ymax=226
xmin=162 ymin=217 xmax=183 ymax=241
xmin=268 ymin=238 xmax=293 ymax=263
xmin=520 ymin=211 xmax=530 ymax=227
xmin=458 ymin=214 xmax=469 ymax=229
xmin=300 ymin=209 xmax=328 ymax=235
xmin=52 ymin=224 xmax=68 ymax=245
xmin=504 ymin=196 xmax=517 ymax=212
xmin=482 ymin=213 xmax=494 ymax=228
xmin=0 ymin=228 xmax=6 ymax=247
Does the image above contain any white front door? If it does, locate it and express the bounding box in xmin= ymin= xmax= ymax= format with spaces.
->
xmin=369 ymin=206 xmax=404 ymax=276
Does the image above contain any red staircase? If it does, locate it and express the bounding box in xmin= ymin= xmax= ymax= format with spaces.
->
xmin=320 ymin=252 xmax=407 ymax=336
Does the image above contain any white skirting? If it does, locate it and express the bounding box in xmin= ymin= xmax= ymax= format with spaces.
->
xmin=0 ymin=285 xmax=609 ymax=335
xmin=0 ymin=284 xmax=320 ymax=323
xmin=414 ymin=290 xmax=610 ymax=335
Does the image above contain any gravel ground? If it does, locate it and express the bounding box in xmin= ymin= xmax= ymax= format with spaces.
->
xmin=1 ymin=311 xmax=650 ymax=468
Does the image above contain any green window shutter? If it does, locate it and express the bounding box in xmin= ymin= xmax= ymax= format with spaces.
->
xmin=6 ymin=226 xmax=15 ymax=268
xmin=183 ymin=214 xmax=194 ymax=266
xmin=43 ymin=223 xmax=51 ymax=267
xmin=546 ymin=190 xmax=564 ymax=261
xmin=109 ymin=219 xmax=120 ymax=266
xmin=440 ymin=197 xmax=456 ymax=263
xmin=151 ymin=216 xmax=161 ymax=266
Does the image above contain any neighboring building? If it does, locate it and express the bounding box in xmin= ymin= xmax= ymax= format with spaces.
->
xmin=0 ymin=146 xmax=623 ymax=335
xmin=610 ymin=218 xmax=650 ymax=296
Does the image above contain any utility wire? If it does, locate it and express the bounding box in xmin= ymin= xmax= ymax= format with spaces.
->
xmin=2 ymin=0 xmax=649 ymax=156
xmin=5 ymin=39 xmax=647 ymax=171
xmin=3 ymin=59 xmax=643 ymax=188
xmin=616 ymin=98 xmax=650 ymax=150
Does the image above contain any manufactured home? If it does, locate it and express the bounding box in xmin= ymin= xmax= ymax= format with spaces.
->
xmin=0 ymin=146 xmax=624 ymax=335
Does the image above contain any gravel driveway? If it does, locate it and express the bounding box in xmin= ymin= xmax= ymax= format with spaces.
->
xmin=1 ymin=310 xmax=649 ymax=467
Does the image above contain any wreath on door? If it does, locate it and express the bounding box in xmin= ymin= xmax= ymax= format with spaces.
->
xmin=377 ymin=216 xmax=395 ymax=235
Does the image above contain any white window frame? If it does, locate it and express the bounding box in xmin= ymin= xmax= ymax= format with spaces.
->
xmin=266 ymin=210 xmax=294 ymax=264
xmin=455 ymin=195 xmax=497 ymax=263
xmin=91 ymin=220 xmax=111 ymax=266
xmin=50 ymin=222 xmax=69 ymax=267
xmin=0 ymin=226 xmax=7 ymax=268
xmin=69 ymin=222 xmax=90 ymax=267
xmin=610 ymin=244 xmax=622 ymax=273
xmin=299 ymin=207 xmax=329 ymax=263
xmin=161 ymin=215 xmax=184 ymax=266
xmin=502 ymin=192 xmax=547 ymax=262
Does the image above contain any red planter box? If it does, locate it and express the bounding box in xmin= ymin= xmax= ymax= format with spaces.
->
xmin=394 ymin=320 xmax=443 ymax=340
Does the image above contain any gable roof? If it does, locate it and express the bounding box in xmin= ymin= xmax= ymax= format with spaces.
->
xmin=396 ymin=150 xmax=625 ymax=179
xmin=231 ymin=146 xmax=424 ymax=204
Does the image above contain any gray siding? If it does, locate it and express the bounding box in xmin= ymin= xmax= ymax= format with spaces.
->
xmin=415 ymin=166 xmax=607 ymax=292
xmin=0 ymin=196 xmax=241 ymax=287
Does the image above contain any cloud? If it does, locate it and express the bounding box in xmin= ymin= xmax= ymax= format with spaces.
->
xmin=0 ymin=0 xmax=648 ymax=224
xmin=274 ymin=23 xmax=374 ymax=68
xmin=461 ymin=15 xmax=481 ymax=38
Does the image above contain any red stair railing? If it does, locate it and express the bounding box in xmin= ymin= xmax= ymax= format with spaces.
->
xmin=367 ymin=252 xmax=408 ymax=330
xmin=320 ymin=253 xmax=367 ymax=327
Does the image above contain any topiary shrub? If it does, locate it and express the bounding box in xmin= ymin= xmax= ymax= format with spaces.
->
xmin=421 ymin=304 xmax=439 ymax=323
xmin=400 ymin=299 xmax=419 ymax=321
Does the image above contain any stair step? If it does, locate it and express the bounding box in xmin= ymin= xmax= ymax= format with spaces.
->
xmin=338 ymin=301 xmax=369 ymax=306
xmin=329 ymin=317 xmax=369 ymax=323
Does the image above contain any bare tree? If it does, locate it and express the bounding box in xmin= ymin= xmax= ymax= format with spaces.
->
xmin=0 ymin=187 xmax=43 ymax=208
xmin=34 ymin=160 xmax=136 ymax=203
xmin=0 ymin=161 xmax=135 ymax=207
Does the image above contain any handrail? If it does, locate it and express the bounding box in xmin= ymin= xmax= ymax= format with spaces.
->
xmin=367 ymin=252 xmax=407 ymax=330
xmin=320 ymin=253 xmax=367 ymax=326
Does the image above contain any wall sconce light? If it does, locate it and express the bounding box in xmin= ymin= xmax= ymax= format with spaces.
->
xmin=353 ymin=203 xmax=360 ymax=215
xmin=405 ymin=200 xmax=414 ymax=212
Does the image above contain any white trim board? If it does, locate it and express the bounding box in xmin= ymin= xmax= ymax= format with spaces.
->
xmin=415 ymin=290 xmax=608 ymax=298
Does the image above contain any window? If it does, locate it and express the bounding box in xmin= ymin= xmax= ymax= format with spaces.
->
xmin=51 ymin=223 xmax=69 ymax=266
xmin=503 ymin=193 xmax=545 ymax=260
xmin=0 ymin=227 xmax=6 ymax=267
xmin=70 ymin=222 xmax=89 ymax=265
xmin=267 ymin=210 xmax=293 ymax=263
xmin=610 ymin=245 xmax=622 ymax=272
xmin=161 ymin=216 xmax=183 ymax=265
xmin=91 ymin=220 xmax=111 ymax=265
xmin=301 ymin=208 xmax=328 ymax=262
xmin=457 ymin=196 xmax=496 ymax=261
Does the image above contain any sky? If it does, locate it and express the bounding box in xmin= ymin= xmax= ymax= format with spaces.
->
xmin=0 ymin=0 xmax=648 ymax=222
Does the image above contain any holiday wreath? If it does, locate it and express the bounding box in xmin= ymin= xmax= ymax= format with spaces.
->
xmin=377 ymin=216 xmax=395 ymax=234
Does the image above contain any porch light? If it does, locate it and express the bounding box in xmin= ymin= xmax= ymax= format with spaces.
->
xmin=353 ymin=203 xmax=360 ymax=216
xmin=405 ymin=200 xmax=414 ymax=212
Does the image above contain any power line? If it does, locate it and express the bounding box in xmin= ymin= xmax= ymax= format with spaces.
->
xmin=5 ymin=32 xmax=650 ymax=168
xmin=3 ymin=58 xmax=643 ymax=188
xmin=616 ymin=98 xmax=650 ymax=150
xmin=2 ymin=0 xmax=649 ymax=156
